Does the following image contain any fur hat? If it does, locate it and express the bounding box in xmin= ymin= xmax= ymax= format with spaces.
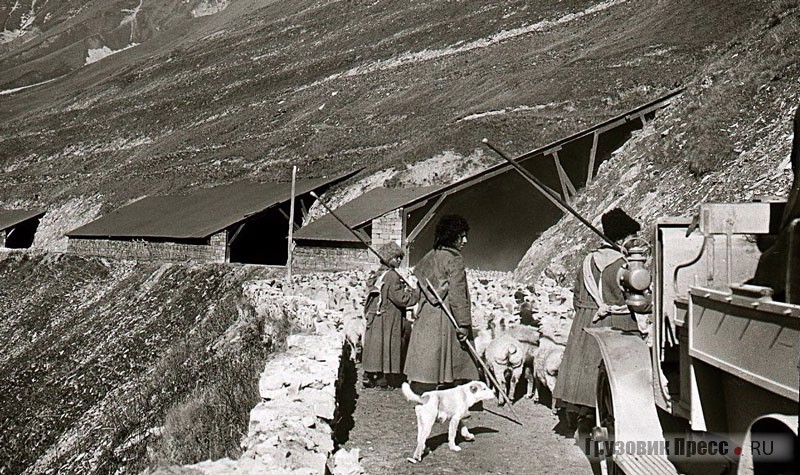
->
xmin=601 ymin=208 xmax=641 ymax=242
xmin=378 ymin=241 xmax=404 ymax=261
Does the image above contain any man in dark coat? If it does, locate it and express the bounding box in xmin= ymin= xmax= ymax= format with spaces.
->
xmin=362 ymin=242 xmax=419 ymax=389
xmin=404 ymin=215 xmax=479 ymax=394
xmin=553 ymin=208 xmax=642 ymax=434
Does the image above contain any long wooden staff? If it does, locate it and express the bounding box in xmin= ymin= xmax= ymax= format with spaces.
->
xmin=424 ymin=278 xmax=523 ymax=425
xmin=309 ymin=192 xmax=522 ymax=423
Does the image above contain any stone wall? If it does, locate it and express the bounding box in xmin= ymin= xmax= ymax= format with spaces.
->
xmin=0 ymin=230 xmax=5 ymax=247
xmin=153 ymin=277 xmax=366 ymax=475
xmin=291 ymin=208 xmax=405 ymax=271
xmin=68 ymin=232 xmax=227 ymax=263
xmin=292 ymin=244 xmax=371 ymax=273
xmin=369 ymin=209 xmax=403 ymax=264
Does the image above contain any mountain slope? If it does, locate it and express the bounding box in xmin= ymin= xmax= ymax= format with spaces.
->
xmin=0 ymin=0 xmax=772 ymax=244
xmin=0 ymin=253 xmax=279 ymax=474
xmin=1 ymin=1 xmax=799 ymax=474
xmin=515 ymin=0 xmax=800 ymax=282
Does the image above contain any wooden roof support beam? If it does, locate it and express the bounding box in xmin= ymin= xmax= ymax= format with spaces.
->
xmin=300 ymin=197 xmax=309 ymax=222
xmin=552 ymin=150 xmax=577 ymax=203
xmin=586 ymin=131 xmax=599 ymax=186
xmin=406 ymin=193 xmax=448 ymax=244
xmin=227 ymin=222 xmax=246 ymax=259
xmin=278 ymin=207 xmax=300 ymax=231
xmin=229 ymin=223 xmax=246 ymax=243
xmin=400 ymin=207 xmax=409 ymax=267
xmin=405 ymin=197 xmax=433 ymax=214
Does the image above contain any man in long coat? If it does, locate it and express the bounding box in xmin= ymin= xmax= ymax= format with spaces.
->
xmin=362 ymin=242 xmax=419 ymax=389
xmin=404 ymin=215 xmax=479 ymax=394
xmin=553 ymin=208 xmax=641 ymax=433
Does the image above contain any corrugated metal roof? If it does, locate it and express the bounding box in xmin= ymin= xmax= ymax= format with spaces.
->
xmin=0 ymin=209 xmax=45 ymax=232
xmin=294 ymin=186 xmax=445 ymax=242
xmin=67 ymin=174 xmax=353 ymax=239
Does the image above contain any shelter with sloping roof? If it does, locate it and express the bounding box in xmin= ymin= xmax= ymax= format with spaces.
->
xmin=292 ymin=186 xmax=445 ymax=272
xmin=67 ymin=173 xmax=354 ymax=264
xmin=405 ymin=90 xmax=681 ymax=270
xmin=0 ymin=209 xmax=46 ymax=249
xmin=294 ymin=90 xmax=681 ymax=272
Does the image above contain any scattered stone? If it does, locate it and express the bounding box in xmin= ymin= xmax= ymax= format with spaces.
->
xmin=155 ymin=269 xmax=574 ymax=475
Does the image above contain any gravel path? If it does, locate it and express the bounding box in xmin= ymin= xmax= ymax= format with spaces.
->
xmin=342 ymin=369 xmax=595 ymax=475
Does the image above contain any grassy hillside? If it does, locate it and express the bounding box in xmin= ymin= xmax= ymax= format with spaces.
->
xmin=0 ymin=0 xmax=770 ymax=230
xmin=1 ymin=0 xmax=798 ymax=473
xmin=0 ymin=252 xmax=281 ymax=474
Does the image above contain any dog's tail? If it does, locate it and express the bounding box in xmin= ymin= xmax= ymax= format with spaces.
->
xmin=401 ymin=382 xmax=425 ymax=404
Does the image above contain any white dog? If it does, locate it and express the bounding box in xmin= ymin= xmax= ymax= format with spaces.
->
xmin=401 ymin=381 xmax=495 ymax=463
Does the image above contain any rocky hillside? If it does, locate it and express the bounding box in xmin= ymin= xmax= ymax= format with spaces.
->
xmin=0 ymin=0 xmax=775 ymax=246
xmin=515 ymin=0 xmax=800 ymax=283
xmin=2 ymin=0 xmax=799 ymax=474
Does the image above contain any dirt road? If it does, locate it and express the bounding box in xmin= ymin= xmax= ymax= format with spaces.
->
xmin=342 ymin=371 xmax=595 ymax=475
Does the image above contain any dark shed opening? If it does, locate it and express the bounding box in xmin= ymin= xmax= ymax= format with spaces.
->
xmin=5 ymin=217 xmax=41 ymax=248
xmin=407 ymin=95 xmax=676 ymax=271
xmin=0 ymin=209 xmax=45 ymax=249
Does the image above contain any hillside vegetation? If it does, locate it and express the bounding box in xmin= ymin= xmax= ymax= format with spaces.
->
xmin=0 ymin=253 xmax=281 ymax=474
xmin=0 ymin=0 xmax=773 ymax=242
xmin=1 ymin=0 xmax=799 ymax=473
xmin=516 ymin=0 xmax=800 ymax=282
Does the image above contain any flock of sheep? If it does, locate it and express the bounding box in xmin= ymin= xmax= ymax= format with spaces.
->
xmin=285 ymin=269 xmax=573 ymax=409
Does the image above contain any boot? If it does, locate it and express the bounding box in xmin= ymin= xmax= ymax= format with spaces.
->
xmin=362 ymin=372 xmax=378 ymax=389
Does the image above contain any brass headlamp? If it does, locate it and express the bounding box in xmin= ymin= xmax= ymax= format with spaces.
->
xmin=617 ymin=239 xmax=652 ymax=313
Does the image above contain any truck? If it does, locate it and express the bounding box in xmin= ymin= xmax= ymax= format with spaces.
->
xmin=587 ymin=201 xmax=799 ymax=474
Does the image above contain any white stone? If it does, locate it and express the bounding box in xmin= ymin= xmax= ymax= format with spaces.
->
xmin=260 ymin=373 xmax=287 ymax=391
xmin=314 ymin=399 xmax=336 ymax=420
xmin=301 ymin=415 xmax=316 ymax=428
xmin=260 ymin=387 xmax=288 ymax=401
xmin=330 ymin=448 xmax=365 ymax=475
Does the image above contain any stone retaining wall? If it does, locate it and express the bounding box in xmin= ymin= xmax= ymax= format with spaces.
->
xmin=152 ymin=277 xmax=364 ymax=475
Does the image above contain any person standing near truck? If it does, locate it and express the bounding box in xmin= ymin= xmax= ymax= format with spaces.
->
xmin=553 ymin=208 xmax=642 ymax=438
xmin=751 ymin=104 xmax=800 ymax=302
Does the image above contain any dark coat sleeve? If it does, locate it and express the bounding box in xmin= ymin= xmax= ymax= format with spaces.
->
xmin=383 ymin=270 xmax=419 ymax=308
xmin=363 ymin=269 xmax=381 ymax=322
xmin=445 ymin=252 xmax=471 ymax=327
